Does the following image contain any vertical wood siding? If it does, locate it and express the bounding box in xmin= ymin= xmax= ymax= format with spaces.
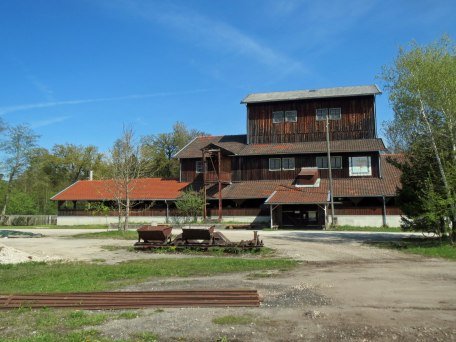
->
xmin=247 ymin=95 xmax=375 ymax=144
xmin=231 ymin=152 xmax=379 ymax=181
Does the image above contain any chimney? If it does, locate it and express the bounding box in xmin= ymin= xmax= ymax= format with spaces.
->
xmin=89 ymin=170 xmax=93 ymax=181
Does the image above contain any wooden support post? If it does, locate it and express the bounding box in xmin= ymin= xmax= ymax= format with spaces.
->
xmin=382 ymin=196 xmax=387 ymax=227
xmin=269 ymin=205 xmax=273 ymax=229
xmin=218 ymin=149 xmax=222 ymax=223
xmin=202 ymin=150 xmax=207 ymax=222
xmin=165 ymin=200 xmax=169 ymax=224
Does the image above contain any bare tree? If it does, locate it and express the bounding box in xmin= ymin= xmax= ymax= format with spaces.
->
xmin=106 ymin=126 xmax=147 ymax=230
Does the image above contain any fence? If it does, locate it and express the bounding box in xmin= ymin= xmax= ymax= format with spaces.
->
xmin=58 ymin=207 xmax=268 ymax=217
xmin=0 ymin=215 xmax=57 ymax=226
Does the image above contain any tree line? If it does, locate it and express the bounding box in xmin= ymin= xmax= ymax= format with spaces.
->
xmin=0 ymin=121 xmax=205 ymax=216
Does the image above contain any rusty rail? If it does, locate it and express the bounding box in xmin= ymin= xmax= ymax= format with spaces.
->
xmin=0 ymin=290 xmax=260 ymax=310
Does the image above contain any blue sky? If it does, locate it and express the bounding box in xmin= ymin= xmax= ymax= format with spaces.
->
xmin=1 ymin=0 xmax=455 ymax=151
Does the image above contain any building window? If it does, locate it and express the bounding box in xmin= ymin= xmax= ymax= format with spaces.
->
xmin=349 ymin=156 xmax=372 ymax=176
xmin=316 ymin=156 xmax=342 ymax=169
xmin=269 ymin=158 xmax=281 ymax=171
xmin=316 ymin=108 xmax=328 ymax=121
xmin=329 ymin=108 xmax=341 ymax=120
xmin=195 ymin=160 xmax=203 ymax=173
xmin=316 ymin=107 xmax=341 ymax=120
xmin=272 ymin=111 xmax=284 ymax=123
xmin=282 ymin=157 xmax=295 ymax=170
xmin=285 ymin=110 xmax=297 ymax=122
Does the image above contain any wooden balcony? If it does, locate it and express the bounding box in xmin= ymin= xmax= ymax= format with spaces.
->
xmin=204 ymin=171 xmax=231 ymax=183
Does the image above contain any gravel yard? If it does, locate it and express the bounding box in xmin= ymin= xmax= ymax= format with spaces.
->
xmin=1 ymin=228 xmax=455 ymax=341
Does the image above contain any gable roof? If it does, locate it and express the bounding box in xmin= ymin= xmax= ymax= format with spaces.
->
xmin=175 ymin=135 xmax=386 ymax=158
xmin=174 ymin=135 xmax=246 ymax=158
xmin=51 ymin=178 xmax=190 ymax=201
xmin=241 ymin=85 xmax=381 ymax=104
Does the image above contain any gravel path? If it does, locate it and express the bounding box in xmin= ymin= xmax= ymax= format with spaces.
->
xmin=1 ymin=228 xmax=454 ymax=341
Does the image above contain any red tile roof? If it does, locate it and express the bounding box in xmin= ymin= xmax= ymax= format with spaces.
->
xmin=51 ymin=178 xmax=190 ymax=201
xmin=208 ymin=154 xmax=402 ymax=202
xmin=174 ymin=135 xmax=386 ymax=158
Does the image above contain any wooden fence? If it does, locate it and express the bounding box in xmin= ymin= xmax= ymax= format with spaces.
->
xmin=58 ymin=207 xmax=269 ymax=217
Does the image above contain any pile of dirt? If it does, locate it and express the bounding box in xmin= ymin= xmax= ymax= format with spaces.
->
xmin=0 ymin=244 xmax=58 ymax=264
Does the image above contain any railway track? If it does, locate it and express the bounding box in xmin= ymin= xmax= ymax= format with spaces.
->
xmin=0 ymin=290 xmax=261 ymax=310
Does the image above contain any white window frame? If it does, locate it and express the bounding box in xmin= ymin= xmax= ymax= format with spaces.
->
xmin=282 ymin=157 xmax=295 ymax=170
xmin=269 ymin=158 xmax=281 ymax=171
xmin=316 ymin=108 xmax=328 ymax=121
xmin=195 ymin=160 xmax=203 ymax=173
xmin=316 ymin=156 xmax=342 ymax=169
xmin=272 ymin=111 xmax=284 ymax=123
xmin=285 ymin=110 xmax=297 ymax=122
xmin=329 ymin=107 xmax=341 ymax=120
xmin=349 ymin=156 xmax=372 ymax=176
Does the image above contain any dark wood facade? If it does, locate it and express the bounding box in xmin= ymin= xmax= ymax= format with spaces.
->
xmin=181 ymin=152 xmax=380 ymax=182
xmin=247 ymin=95 xmax=375 ymax=144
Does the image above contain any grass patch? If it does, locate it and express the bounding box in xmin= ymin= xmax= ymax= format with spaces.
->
xmin=0 ymin=258 xmax=297 ymax=294
xmin=72 ymin=230 xmax=138 ymax=239
xmin=367 ymin=237 xmax=456 ymax=260
xmin=212 ymin=314 xmax=254 ymax=325
xmin=117 ymin=311 xmax=140 ymax=319
xmin=0 ymin=308 xmax=116 ymax=341
xmin=330 ymin=225 xmax=401 ymax=232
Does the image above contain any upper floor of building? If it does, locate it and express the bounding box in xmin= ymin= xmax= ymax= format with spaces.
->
xmin=241 ymin=85 xmax=381 ymax=144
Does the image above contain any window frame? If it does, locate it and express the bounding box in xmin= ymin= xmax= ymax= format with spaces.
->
xmin=269 ymin=158 xmax=282 ymax=171
xmin=284 ymin=110 xmax=297 ymax=123
xmin=316 ymin=107 xmax=342 ymax=120
xmin=315 ymin=108 xmax=328 ymax=121
xmin=195 ymin=160 xmax=203 ymax=174
xmin=316 ymin=156 xmax=342 ymax=169
xmin=349 ymin=156 xmax=372 ymax=176
xmin=329 ymin=107 xmax=341 ymax=120
xmin=282 ymin=157 xmax=295 ymax=170
xmin=272 ymin=111 xmax=284 ymax=124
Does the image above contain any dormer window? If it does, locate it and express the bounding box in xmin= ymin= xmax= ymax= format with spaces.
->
xmin=349 ymin=156 xmax=372 ymax=176
xmin=285 ymin=110 xmax=297 ymax=122
xmin=272 ymin=111 xmax=284 ymax=123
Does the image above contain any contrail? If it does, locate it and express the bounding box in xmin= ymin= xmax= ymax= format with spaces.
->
xmin=0 ymin=89 xmax=210 ymax=115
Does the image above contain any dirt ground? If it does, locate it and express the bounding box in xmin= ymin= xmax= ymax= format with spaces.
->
xmin=1 ymin=229 xmax=455 ymax=341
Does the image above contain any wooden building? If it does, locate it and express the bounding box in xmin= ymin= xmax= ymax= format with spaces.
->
xmin=175 ymin=85 xmax=402 ymax=228
xmin=53 ymin=85 xmax=403 ymax=228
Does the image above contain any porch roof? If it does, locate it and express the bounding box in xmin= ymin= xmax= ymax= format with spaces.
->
xmin=265 ymin=186 xmax=329 ymax=205
xmin=51 ymin=178 xmax=190 ymax=201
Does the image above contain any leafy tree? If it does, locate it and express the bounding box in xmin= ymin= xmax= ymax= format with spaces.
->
xmin=0 ymin=124 xmax=39 ymax=216
xmin=382 ymin=35 xmax=456 ymax=242
xmin=6 ymin=191 xmax=38 ymax=215
xmin=142 ymin=122 xmax=206 ymax=178
xmin=175 ymin=189 xmax=204 ymax=225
